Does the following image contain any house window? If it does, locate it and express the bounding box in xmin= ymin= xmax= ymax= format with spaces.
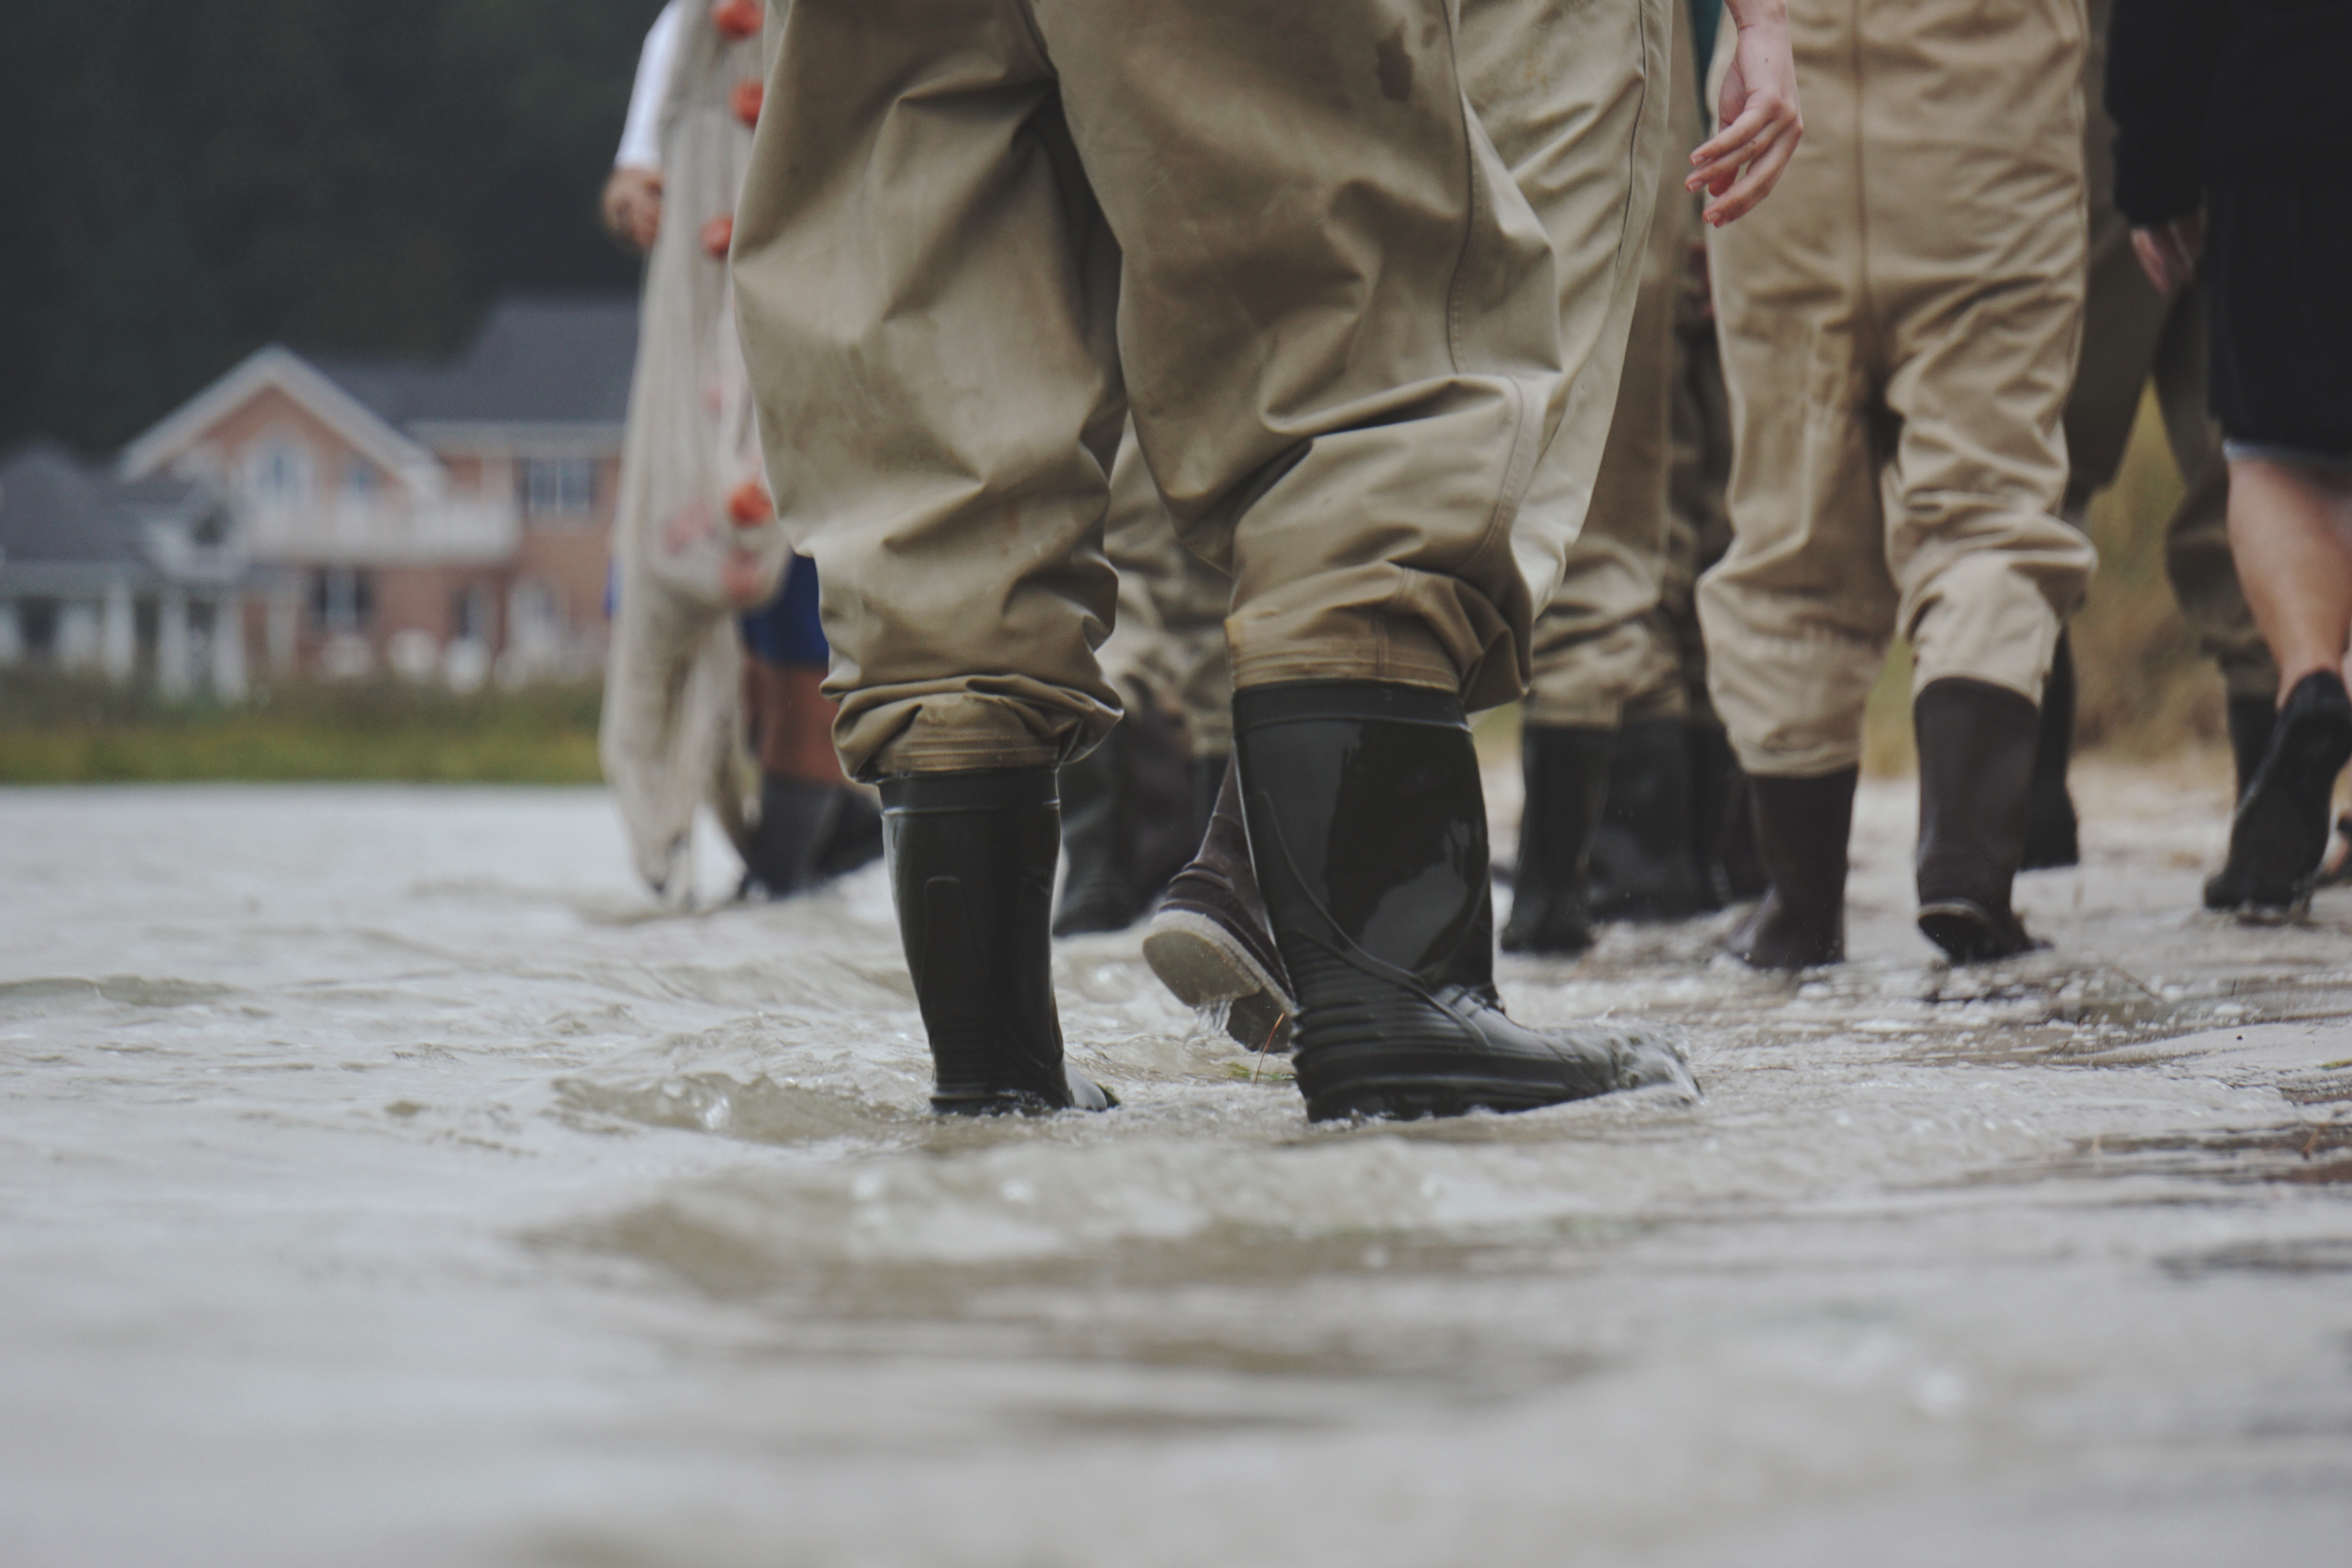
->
xmin=520 ymin=456 xmax=595 ymax=520
xmin=248 ymin=436 xmax=313 ymax=506
xmin=451 ymin=583 xmax=493 ymax=644
xmin=311 ymin=568 xmax=374 ymax=633
xmin=18 ymin=599 xmax=59 ymax=661
xmin=342 ymin=458 xmax=377 ymax=501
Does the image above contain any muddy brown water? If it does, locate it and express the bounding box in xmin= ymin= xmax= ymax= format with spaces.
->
xmin=2 ymin=766 xmax=2349 ymax=1566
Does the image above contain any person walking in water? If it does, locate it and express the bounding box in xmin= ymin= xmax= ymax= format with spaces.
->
xmin=731 ymin=0 xmax=1799 ymax=1118
xmin=2107 ymin=0 xmax=2352 ymax=915
xmin=1697 ymin=0 xmax=2098 ymax=968
xmin=599 ymin=0 xmax=879 ymax=902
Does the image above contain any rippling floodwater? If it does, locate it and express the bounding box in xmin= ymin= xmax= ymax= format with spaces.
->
xmin=4 ymin=768 xmax=2350 ymax=1566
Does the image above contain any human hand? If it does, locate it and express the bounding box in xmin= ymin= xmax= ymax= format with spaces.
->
xmin=601 ymin=167 xmax=664 ymax=253
xmin=1686 ymin=0 xmax=1802 ymax=227
xmin=2131 ymin=214 xmax=2201 ymax=295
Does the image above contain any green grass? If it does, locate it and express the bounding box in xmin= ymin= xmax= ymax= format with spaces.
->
xmin=0 ymin=674 xmax=603 ymax=784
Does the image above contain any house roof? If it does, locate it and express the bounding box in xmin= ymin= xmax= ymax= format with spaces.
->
xmin=116 ymin=292 xmax=640 ymax=483
xmin=314 ymin=295 xmax=639 ymax=437
xmin=0 ymin=442 xmax=231 ymax=589
xmin=0 ymin=442 xmax=149 ymax=568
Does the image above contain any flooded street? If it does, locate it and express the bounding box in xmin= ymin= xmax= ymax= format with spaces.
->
xmin=4 ymin=766 xmax=2350 ymax=1566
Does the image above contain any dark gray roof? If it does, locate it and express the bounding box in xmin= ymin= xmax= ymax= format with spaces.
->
xmin=0 ymin=442 xmax=147 ymax=567
xmin=311 ymin=294 xmax=639 ymax=434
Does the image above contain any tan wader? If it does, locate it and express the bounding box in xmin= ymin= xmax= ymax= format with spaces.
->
xmin=1696 ymin=0 xmax=2099 ymax=779
xmin=732 ymin=0 xmax=1669 ymax=782
xmin=2067 ymin=0 xmax=2271 ymax=700
xmin=1523 ymin=0 xmax=1702 ymax=730
xmin=600 ymin=14 xmax=791 ymax=896
xmin=1095 ymin=425 xmax=1235 ymax=760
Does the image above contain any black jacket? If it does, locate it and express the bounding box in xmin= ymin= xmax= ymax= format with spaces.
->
xmin=2107 ymin=0 xmax=2352 ymax=224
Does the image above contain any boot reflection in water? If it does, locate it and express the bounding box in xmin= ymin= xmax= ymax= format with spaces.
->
xmin=737 ymin=557 xmax=882 ymax=899
xmin=1235 ymin=682 xmax=1694 ymax=1122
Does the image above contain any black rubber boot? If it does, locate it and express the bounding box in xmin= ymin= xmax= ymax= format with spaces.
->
xmin=1143 ymin=756 xmax=1298 ymax=1054
xmin=740 ymin=776 xmax=843 ymax=899
xmin=1233 ymin=682 xmax=1695 ymax=1123
xmin=880 ymin=770 xmax=1114 ymax=1115
xmin=1051 ymin=706 xmax=1194 ymax=936
xmin=2225 ymin=693 xmax=2279 ymax=803
xmin=1500 ymin=725 xmax=1614 ymax=956
xmin=1587 ymin=719 xmax=1710 ymax=922
xmin=2020 ymin=632 xmax=2080 ymax=870
xmin=814 ymin=788 xmax=884 ymax=881
xmin=1727 ymin=769 xmax=1855 ymax=969
xmin=2204 ymin=673 xmax=2352 ymax=913
xmin=1686 ymin=722 xmax=1748 ymax=909
xmin=1051 ymin=728 xmax=1139 ymax=936
xmin=1915 ymin=678 xmax=2044 ymax=962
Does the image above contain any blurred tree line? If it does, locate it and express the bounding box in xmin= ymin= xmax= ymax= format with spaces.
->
xmin=0 ymin=0 xmax=664 ymax=457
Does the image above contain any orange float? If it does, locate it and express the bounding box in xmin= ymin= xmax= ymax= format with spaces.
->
xmin=731 ymin=79 xmax=763 ymax=128
xmin=699 ymin=213 xmax=734 ymax=259
xmin=726 ymin=480 xmax=774 ymax=528
xmin=710 ymin=0 xmax=762 ymax=42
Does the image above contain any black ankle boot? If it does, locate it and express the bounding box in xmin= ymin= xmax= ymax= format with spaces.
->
xmin=881 ymin=770 xmax=1114 ymax=1115
xmin=1587 ymin=719 xmax=1710 ymax=922
xmin=1143 ymin=757 xmax=1297 ymax=1053
xmin=1686 ymin=722 xmax=1747 ymax=909
xmin=1728 ymin=769 xmax=1855 ymax=969
xmin=1500 ymin=724 xmax=1614 ymax=955
xmin=740 ymin=776 xmax=844 ymax=898
xmin=2205 ymin=673 xmax=2352 ymax=913
xmin=1915 ymin=678 xmax=2043 ymax=962
xmin=1233 ymin=682 xmax=1695 ymax=1122
xmin=2020 ymin=632 xmax=2080 ymax=870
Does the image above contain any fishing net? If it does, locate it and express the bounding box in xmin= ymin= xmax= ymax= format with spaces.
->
xmin=600 ymin=2 xmax=789 ymax=900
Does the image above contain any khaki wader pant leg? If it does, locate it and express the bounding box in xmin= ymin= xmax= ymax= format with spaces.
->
xmin=1098 ymin=0 xmax=1675 ymax=751
xmin=1520 ymin=0 xmax=1693 ymax=730
xmin=734 ymin=0 xmax=1571 ymax=779
xmin=1658 ymin=313 xmax=1735 ymax=726
xmin=1098 ymin=421 xmax=1234 ymax=759
xmin=2066 ymin=0 xmax=2271 ymax=699
xmin=1460 ymin=0 xmax=1675 ymax=630
xmin=1698 ymin=0 xmax=2097 ymax=780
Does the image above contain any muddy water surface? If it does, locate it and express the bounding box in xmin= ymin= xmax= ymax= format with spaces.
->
xmin=2 ymin=768 xmax=2350 ymax=1566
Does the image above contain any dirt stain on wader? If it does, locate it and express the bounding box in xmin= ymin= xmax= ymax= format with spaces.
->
xmin=1375 ymin=27 xmax=1414 ymax=102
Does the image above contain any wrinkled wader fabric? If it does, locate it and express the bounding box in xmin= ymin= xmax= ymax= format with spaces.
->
xmin=1697 ymin=0 xmax=2098 ymax=780
xmin=2066 ymin=0 xmax=2271 ymax=701
xmin=601 ymin=14 xmax=792 ymax=896
xmin=1522 ymin=0 xmax=1702 ymax=731
xmin=731 ymin=0 xmax=1671 ymax=782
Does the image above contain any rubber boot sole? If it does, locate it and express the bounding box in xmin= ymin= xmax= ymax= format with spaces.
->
xmin=1298 ymin=1035 xmax=1698 ymax=1123
xmin=1917 ymin=898 xmax=2042 ymax=964
xmin=933 ymin=1067 xmax=1117 ymax=1116
xmin=1142 ymin=911 xmax=1296 ymax=1054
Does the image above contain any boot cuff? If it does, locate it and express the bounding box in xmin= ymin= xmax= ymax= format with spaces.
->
xmin=1233 ymin=680 xmax=1465 ymax=735
xmin=879 ymin=768 xmax=1058 ymax=814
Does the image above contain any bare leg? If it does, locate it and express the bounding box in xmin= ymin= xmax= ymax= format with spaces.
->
xmin=2225 ymin=457 xmax=2352 ymax=701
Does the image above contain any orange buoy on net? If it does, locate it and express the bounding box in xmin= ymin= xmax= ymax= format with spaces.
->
xmin=700 ymin=213 xmax=734 ymax=259
xmin=726 ymin=480 xmax=774 ymax=528
xmin=731 ymin=79 xmax=764 ymax=128
xmin=710 ymin=0 xmax=762 ymax=42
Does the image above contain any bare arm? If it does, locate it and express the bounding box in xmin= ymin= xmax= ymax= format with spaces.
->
xmin=1684 ymin=0 xmax=1803 ymax=227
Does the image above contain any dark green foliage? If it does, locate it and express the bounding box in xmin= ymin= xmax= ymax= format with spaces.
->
xmin=0 ymin=0 xmax=663 ymax=457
